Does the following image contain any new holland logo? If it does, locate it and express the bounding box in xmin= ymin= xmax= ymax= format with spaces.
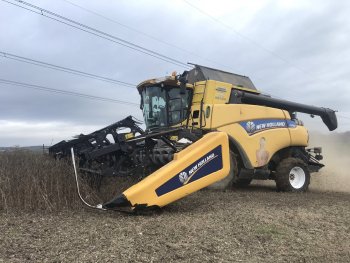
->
xmin=241 ymin=119 xmax=293 ymax=135
xmin=178 ymin=171 xmax=188 ymax=184
xmin=155 ymin=146 xmax=223 ymax=197
xmin=178 ymin=152 xmax=216 ymax=185
xmin=246 ymin=121 xmax=256 ymax=133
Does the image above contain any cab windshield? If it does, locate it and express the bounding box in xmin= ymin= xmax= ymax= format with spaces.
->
xmin=141 ymin=86 xmax=191 ymax=130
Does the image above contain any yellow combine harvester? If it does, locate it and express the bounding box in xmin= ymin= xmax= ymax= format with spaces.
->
xmin=50 ymin=64 xmax=337 ymax=212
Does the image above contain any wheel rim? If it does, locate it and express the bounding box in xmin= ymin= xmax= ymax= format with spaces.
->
xmin=289 ymin=166 xmax=306 ymax=189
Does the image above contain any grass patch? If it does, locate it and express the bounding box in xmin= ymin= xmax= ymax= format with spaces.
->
xmin=254 ymin=224 xmax=286 ymax=237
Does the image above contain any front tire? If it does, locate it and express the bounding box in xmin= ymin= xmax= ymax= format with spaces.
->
xmin=275 ymin=158 xmax=310 ymax=192
xmin=207 ymin=150 xmax=237 ymax=190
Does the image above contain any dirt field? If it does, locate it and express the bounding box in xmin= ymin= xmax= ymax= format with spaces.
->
xmin=0 ymin=134 xmax=349 ymax=262
xmin=1 ymin=185 xmax=349 ymax=262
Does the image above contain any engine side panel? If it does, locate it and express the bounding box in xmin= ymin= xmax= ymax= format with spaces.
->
xmin=211 ymin=104 xmax=308 ymax=168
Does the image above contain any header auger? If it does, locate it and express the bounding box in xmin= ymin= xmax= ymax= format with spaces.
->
xmin=50 ymin=64 xmax=337 ymax=212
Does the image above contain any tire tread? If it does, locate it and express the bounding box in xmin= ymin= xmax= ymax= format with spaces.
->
xmin=275 ymin=157 xmax=310 ymax=192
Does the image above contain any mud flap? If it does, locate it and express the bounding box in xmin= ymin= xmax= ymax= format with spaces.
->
xmin=103 ymin=132 xmax=231 ymax=210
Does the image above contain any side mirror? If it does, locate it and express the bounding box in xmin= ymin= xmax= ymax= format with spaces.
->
xmin=178 ymin=71 xmax=188 ymax=95
xmin=180 ymin=82 xmax=186 ymax=95
xmin=140 ymin=96 xmax=143 ymax=110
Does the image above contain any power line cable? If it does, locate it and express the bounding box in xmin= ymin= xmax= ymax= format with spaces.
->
xmin=2 ymin=0 xmax=191 ymax=69
xmin=61 ymin=0 xmax=245 ymax=74
xmin=183 ymin=0 xmax=307 ymax=73
xmin=182 ymin=0 xmax=350 ymax=102
xmin=0 ymin=51 xmax=136 ymax=88
xmin=0 ymin=78 xmax=139 ymax=106
xmin=61 ymin=0 xmax=347 ymax=101
xmin=1 ymin=1 xmax=345 ymax=110
xmin=62 ymin=0 xmax=194 ymax=54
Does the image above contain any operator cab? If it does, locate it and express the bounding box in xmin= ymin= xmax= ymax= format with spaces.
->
xmin=137 ymin=64 xmax=258 ymax=131
xmin=138 ymin=76 xmax=192 ymax=130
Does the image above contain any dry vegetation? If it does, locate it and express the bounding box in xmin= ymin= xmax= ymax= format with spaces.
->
xmin=0 ymin=151 xmax=139 ymax=213
xmin=0 ymin=151 xmax=97 ymax=212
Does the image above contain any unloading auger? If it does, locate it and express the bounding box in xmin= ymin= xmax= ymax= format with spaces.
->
xmin=50 ymin=64 xmax=337 ymax=212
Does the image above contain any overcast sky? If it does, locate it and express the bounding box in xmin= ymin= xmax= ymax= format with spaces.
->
xmin=1 ymin=0 xmax=350 ymax=146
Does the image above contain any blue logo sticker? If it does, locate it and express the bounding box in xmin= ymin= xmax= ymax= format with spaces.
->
xmin=240 ymin=119 xmax=296 ymax=135
xmin=286 ymin=120 xmax=297 ymax=128
xmin=155 ymin=146 xmax=223 ymax=197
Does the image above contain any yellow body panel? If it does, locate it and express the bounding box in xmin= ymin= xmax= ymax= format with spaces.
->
xmin=123 ymin=132 xmax=231 ymax=208
xmin=202 ymin=80 xmax=232 ymax=104
xmin=210 ymin=104 xmax=288 ymax=128
xmin=217 ymin=123 xmax=291 ymax=167
xmin=192 ymin=82 xmax=206 ymax=104
xmin=289 ymin=126 xmax=308 ymax=146
xmin=192 ymin=80 xmax=258 ymax=106
xmin=210 ymin=104 xmax=307 ymax=167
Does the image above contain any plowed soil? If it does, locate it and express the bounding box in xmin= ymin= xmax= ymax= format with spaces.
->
xmin=1 ymin=183 xmax=349 ymax=262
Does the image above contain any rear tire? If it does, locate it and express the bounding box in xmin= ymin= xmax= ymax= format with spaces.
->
xmin=275 ymin=158 xmax=310 ymax=192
